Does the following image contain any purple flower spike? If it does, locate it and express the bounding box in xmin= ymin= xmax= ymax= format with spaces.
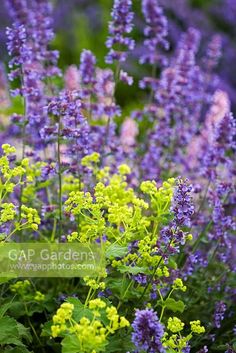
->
xmin=214 ymin=301 xmax=226 ymax=328
xmin=79 ymin=49 xmax=96 ymax=86
xmin=131 ymin=308 xmax=166 ymax=353
xmin=105 ymin=0 xmax=135 ymax=64
xmin=141 ymin=0 xmax=169 ymax=65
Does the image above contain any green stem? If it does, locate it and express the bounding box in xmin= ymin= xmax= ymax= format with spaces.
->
xmin=57 ymin=119 xmax=62 ymax=239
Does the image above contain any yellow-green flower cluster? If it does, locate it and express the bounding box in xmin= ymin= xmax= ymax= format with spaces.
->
xmin=67 ymin=231 xmax=79 ymax=242
xmin=172 ymin=278 xmax=187 ymax=292
xmin=81 ymin=152 xmax=100 ymax=169
xmin=140 ymin=178 xmax=175 ymax=219
xmin=0 ymin=144 xmax=27 ymax=181
xmin=51 ymin=299 xmax=129 ymax=353
xmin=10 ymin=280 xmax=31 ymax=295
xmin=20 ymin=205 xmax=40 ymax=231
xmin=163 ymin=316 xmax=205 ymax=351
xmin=34 ymin=291 xmax=45 ymax=302
xmin=190 ymin=320 xmax=205 ymax=334
xmin=0 ymin=203 xmax=16 ymax=223
xmin=65 ymin=165 xmax=149 ymax=245
xmin=51 ymin=302 xmax=74 ymax=338
xmin=167 ymin=317 xmax=185 ymax=333
xmin=10 ymin=280 xmax=45 ymax=302
xmin=84 ymin=276 xmax=106 ymax=290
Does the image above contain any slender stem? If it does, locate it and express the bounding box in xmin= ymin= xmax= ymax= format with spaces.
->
xmin=57 ymin=119 xmax=62 ymax=239
xmin=138 ymin=256 xmax=162 ymax=303
xmin=101 ymin=61 xmax=120 ymax=164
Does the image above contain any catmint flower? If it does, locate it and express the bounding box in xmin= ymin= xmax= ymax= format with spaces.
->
xmin=171 ymin=178 xmax=194 ymax=228
xmin=105 ymin=0 xmax=135 ymax=64
xmin=214 ymin=301 xmax=227 ymax=328
xmin=6 ymin=24 xmax=31 ymax=68
xmin=203 ymin=34 xmax=222 ymax=73
xmin=131 ymin=308 xmax=166 ymax=353
xmin=79 ymin=49 xmax=96 ymax=86
xmin=119 ymin=70 xmax=133 ymax=85
xmin=140 ymin=0 xmax=169 ymax=65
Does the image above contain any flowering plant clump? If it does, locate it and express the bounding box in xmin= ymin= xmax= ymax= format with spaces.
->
xmin=0 ymin=0 xmax=235 ymax=352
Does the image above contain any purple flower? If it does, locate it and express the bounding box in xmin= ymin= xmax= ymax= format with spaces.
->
xmin=203 ymin=35 xmax=222 ymax=73
xmin=79 ymin=49 xmax=96 ymax=86
xmin=214 ymin=301 xmax=226 ymax=328
xmin=5 ymin=0 xmax=61 ymax=149
xmin=6 ymin=24 xmax=31 ymax=68
xmin=105 ymin=0 xmax=135 ymax=64
xmin=140 ymin=0 xmax=169 ymax=65
xmin=131 ymin=308 xmax=166 ymax=353
xmin=172 ymin=178 xmax=194 ymax=228
xmin=202 ymin=112 xmax=236 ymax=181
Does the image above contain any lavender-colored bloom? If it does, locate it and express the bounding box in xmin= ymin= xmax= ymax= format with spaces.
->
xmin=183 ymin=345 xmax=191 ymax=353
xmin=172 ymin=178 xmax=194 ymax=228
xmin=105 ymin=0 xmax=135 ymax=64
xmin=140 ymin=0 xmax=169 ymax=65
xmin=131 ymin=308 xmax=166 ymax=353
xmin=133 ymin=273 xmax=147 ymax=285
xmin=142 ymin=28 xmax=204 ymax=181
xmin=203 ymin=35 xmax=222 ymax=73
xmin=156 ymin=178 xmax=194 ymax=259
xmin=79 ymin=49 xmax=96 ymax=86
xmin=119 ymin=69 xmax=133 ymax=85
xmin=214 ymin=301 xmax=227 ymax=328
xmin=202 ymin=112 xmax=236 ymax=181
xmin=6 ymin=24 xmax=31 ymax=68
xmin=5 ymin=0 xmax=61 ymax=149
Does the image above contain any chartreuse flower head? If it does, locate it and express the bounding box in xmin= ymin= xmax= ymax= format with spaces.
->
xmin=2 ymin=144 xmax=16 ymax=155
xmin=10 ymin=280 xmax=45 ymax=303
xmin=118 ymin=164 xmax=131 ymax=175
xmin=10 ymin=280 xmax=31 ymax=295
xmin=20 ymin=205 xmax=40 ymax=231
xmin=0 ymin=203 xmax=16 ymax=223
xmin=167 ymin=317 xmax=185 ymax=333
xmin=51 ymin=299 xmax=129 ymax=353
xmin=34 ymin=291 xmax=45 ymax=302
xmin=163 ymin=317 xmax=205 ymax=351
xmin=190 ymin=320 xmax=205 ymax=334
xmin=172 ymin=278 xmax=187 ymax=292
xmin=51 ymin=302 xmax=74 ymax=338
xmin=81 ymin=152 xmax=100 ymax=169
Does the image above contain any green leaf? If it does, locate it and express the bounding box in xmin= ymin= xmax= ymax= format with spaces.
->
xmin=106 ymin=333 xmax=134 ymax=353
xmin=3 ymin=347 xmax=32 ymax=353
xmin=164 ymin=298 xmax=185 ymax=313
xmin=0 ymin=316 xmax=32 ymax=348
xmin=40 ymin=321 xmax=52 ymax=337
xmin=0 ymin=301 xmax=15 ymax=319
xmin=61 ymin=335 xmax=82 ymax=353
xmin=0 ymin=316 xmax=20 ymax=345
xmin=106 ymin=244 xmax=128 ymax=259
xmin=117 ymin=265 xmax=149 ymax=275
xmin=67 ymin=297 xmax=94 ymax=322
xmin=16 ymin=323 xmax=32 ymax=343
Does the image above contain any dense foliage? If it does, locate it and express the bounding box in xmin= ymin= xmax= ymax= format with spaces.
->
xmin=0 ymin=0 xmax=235 ymax=352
